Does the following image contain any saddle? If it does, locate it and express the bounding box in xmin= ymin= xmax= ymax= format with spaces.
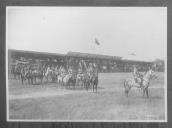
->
xmin=134 ymin=76 xmax=143 ymax=88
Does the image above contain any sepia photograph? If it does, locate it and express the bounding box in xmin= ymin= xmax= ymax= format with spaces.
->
xmin=6 ymin=7 xmax=167 ymax=122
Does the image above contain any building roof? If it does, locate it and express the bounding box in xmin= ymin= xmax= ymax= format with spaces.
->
xmin=66 ymin=51 xmax=122 ymax=60
xmin=8 ymin=49 xmax=152 ymax=64
xmin=122 ymin=59 xmax=152 ymax=64
xmin=9 ymin=49 xmax=65 ymax=59
xmin=121 ymin=55 xmax=153 ymax=63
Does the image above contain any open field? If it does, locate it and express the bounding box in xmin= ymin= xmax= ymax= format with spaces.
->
xmin=8 ymin=72 xmax=166 ymax=121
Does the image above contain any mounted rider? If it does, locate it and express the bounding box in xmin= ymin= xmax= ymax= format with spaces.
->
xmin=132 ymin=65 xmax=140 ymax=84
xmin=93 ymin=63 xmax=98 ymax=76
xmin=78 ymin=59 xmax=87 ymax=73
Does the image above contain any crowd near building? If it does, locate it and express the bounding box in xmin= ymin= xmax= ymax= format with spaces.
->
xmin=8 ymin=49 xmax=165 ymax=74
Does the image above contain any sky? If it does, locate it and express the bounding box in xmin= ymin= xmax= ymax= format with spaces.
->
xmin=7 ymin=7 xmax=167 ymax=61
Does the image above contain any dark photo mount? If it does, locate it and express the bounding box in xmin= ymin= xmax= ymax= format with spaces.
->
xmin=0 ymin=0 xmax=170 ymax=128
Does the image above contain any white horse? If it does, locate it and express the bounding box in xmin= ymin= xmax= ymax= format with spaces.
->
xmin=58 ymin=73 xmax=72 ymax=88
xmin=124 ymin=68 xmax=155 ymax=98
xmin=57 ymin=73 xmax=64 ymax=86
xmin=44 ymin=67 xmax=53 ymax=82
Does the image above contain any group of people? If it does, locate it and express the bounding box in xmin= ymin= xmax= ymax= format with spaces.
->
xmin=10 ymin=60 xmax=99 ymax=89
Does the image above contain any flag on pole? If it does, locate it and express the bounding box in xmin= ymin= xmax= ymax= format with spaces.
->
xmin=95 ymin=38 xmax=100 ymax=46
xmin=129 ymin=53 xmax=136 ymax=56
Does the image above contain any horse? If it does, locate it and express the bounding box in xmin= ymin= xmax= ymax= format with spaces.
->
xmin=44 ymin=67 xmax=53 ymax=82
xmin=90 ymin=74 xmax=99 ymax=93
xmin=31 ymin=68 xmax=44 ymax=85
xmin=20 ymin=67 xmax=27 ymax=85
xmin=50 ymin=69 xmax=58 ymax=83
xmin=57 ymin=73 xmax=64 ymax=87
xmin=62 ymin=73 xmax=72 ymax=88
xmin=10 ymin=64 xmax=16 ymax=79
xmin=67 ymin=74 xmax=77 ymax=89
xmin=124 ymin=68 xmax=155 ymax=98
xmin=25 ymin=68 xmax=33 ymax=85
xmin=13 ymin=65 xmax=21 ymax=79
xmin=76 ymin=73 xmax=84 ymax=87
xmin=54 ymin=68 xmax=60 ymax=83
xmin=83 ymin=73 xmax=91 ymax=91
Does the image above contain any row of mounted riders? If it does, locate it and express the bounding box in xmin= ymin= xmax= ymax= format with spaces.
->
xmin=10 ymin=64 xmax=99 ymax=92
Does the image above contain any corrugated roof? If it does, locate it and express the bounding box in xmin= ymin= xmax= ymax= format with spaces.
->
xmin=122 ymin=59 xmax=152 ymax=64
xmin=66 ymin=52 xmax=122 ymax=60
xmin=9 ymin=49 xmax=65 ymax=58
xmin=8 ymin=49 xmax=152 ymax=63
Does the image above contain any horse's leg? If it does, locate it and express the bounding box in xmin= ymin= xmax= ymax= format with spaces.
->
xmin=74 ymin=82 xmax=76 ymax=89
xmin=34 ymin=76 xmax=36 ymax=85
xmin=143 ymin=88 xmax=145 ymax=97
xmin=124 ymin=81 xmax=129 ymax=97
xmin=83 ymin=82 xmax=85 ymax=90
xmin=87 ymin=82 xmax=90 ymax=91
xmin=146 ymin=87 xmax=149 ymax=98
xmin=33 ymin=77 xmax=35 ymax=85
xmin=125 ymin=90 xmax=129 ymax=97
xmin=46 ymin=75 xmax=48 ymax=82
xmin=76 ymin=79 xmax=78 ymax=87
xmin=60 ymin=81 xmax=62 ymax=88
xmin=68 ymin=82 xmax=70 ymax=89
xmin=32 ymin=77 xmax=34 ymax=85
xmin=87 ymin=83 xmax=89 ymax=91
xmin=96 ymin=83 xmax=97 ymax=93
xmin=22 ymin=75 xmax=25 ymax=85
xmin=30 ymin=78 xmax=32 ymax=85
xmin=21 ymin=77 xmax=23 ymax=85
xmin=93 ymin=84 xmax=94 ymax=92
xmin=31 ymin=77 xmax=33 ymax=85
xmin=28 ymin=78 xmax=30 ymax=85
xmin=125 ymin=86 xmax=130 ymax=97
xmin=35 ymin=76 xmax=37 ymax=85
xmin=14 ymin=73 xmax=16 ymax=79
xmin=41 ymin=76 xmax=43 ymax=84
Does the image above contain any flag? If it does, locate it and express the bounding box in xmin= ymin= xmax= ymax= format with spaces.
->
xmin=95 ymin=38 xmax=100 ymax=45
xmin=129 ymin=53 xmax=136 ymax=56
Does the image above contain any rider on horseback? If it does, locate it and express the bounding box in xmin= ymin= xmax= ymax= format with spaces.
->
xmin=132 ymin=65 xmax=140 ymax=84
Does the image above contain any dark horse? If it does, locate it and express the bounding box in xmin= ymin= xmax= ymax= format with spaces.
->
xmin=89 ymin=74 xmax=99 ymax=93
xmin=20 ymin=67 xmax=27 ymax=85
xmin=67 ymin=74 xmax=77 ymax=89
xmin=31 ymin=68 xmax=44 ymax=85
xmin=83 ymin=73 xmax=91 ymax=91
xmin=25 ymin=68 xmax=34 ymax=85
xmin=13 ymin=65 xmax=21 ymax=79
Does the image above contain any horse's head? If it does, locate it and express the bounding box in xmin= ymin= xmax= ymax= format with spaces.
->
xmin=149 ymin=68 xmax=154 ymax=75
xmin=145 ymin=68 xmax=155 ymax=80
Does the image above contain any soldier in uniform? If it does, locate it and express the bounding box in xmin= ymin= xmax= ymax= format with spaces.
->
xmin=132 ymin=65 xmax=140 ymax=83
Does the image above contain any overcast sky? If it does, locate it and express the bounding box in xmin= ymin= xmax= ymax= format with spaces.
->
xmin=7 ymin=7 xmax=167 ymax=61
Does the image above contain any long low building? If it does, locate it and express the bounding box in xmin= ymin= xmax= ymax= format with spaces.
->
xmin=8 ymin=49 xmax=153 ymax=72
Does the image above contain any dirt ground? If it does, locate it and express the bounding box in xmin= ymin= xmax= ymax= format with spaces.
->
xmin=8 ymin=72 xmax=166 ymax=121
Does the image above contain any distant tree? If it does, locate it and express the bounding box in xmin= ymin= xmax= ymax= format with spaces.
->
xmin=153 ymin=59 xmax=165 ymax=72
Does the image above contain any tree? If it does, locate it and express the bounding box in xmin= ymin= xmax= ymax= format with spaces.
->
xmin=153 ymin=59 xmax=165 ymax=72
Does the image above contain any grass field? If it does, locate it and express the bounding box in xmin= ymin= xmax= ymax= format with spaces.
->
xmin=8 ymin=72 xmax=166 ymax=121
